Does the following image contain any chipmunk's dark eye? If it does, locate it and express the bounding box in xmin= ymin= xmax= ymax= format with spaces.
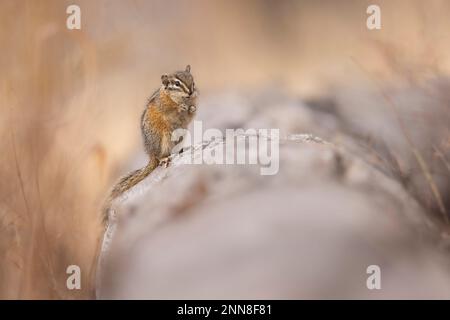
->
xmin=174 ymin=80 xmax=181 ymax=87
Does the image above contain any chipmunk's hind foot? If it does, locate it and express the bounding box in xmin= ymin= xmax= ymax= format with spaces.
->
xmin=159 ymin=156 xmax=171 ymax=168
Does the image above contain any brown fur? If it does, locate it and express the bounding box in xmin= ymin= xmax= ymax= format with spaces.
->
xmin=102 ymin=65 xmax=197 ymax=225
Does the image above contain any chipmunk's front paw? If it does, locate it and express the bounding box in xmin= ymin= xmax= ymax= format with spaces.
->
xmin=188 ymin=105 xmax=197 ymax=113
xmin=178 ymin=104 xmax=189 ymax=113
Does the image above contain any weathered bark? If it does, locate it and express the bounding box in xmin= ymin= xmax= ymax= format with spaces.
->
xmin=97 ymin=130 xmax=450 ymax=299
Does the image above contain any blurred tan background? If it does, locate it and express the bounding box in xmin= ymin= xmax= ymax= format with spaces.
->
xmin=1 ymin=0 xmax=450 ymax=299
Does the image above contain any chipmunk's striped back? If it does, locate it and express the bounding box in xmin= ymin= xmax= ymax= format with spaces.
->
xmin=102 ymin=65 xmax=198 ymax=227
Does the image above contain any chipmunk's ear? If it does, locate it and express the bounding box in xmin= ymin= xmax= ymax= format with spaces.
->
xmin=161 ymin=74 xmax=169 ymax=86
xmin=185 ymin=65 xmax=191 ymax=73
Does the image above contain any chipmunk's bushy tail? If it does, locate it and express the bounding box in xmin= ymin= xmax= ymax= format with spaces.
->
xmin=102 ymin=157 xmax=159 ymax=225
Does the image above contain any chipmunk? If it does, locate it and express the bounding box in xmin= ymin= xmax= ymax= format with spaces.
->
xmin=103 ymin=65 xmax=198 ymax=224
